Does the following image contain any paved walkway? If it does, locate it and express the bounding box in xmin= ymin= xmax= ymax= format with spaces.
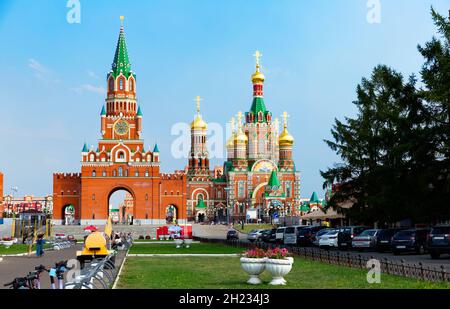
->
xmin=0 ymin=245 xmax=81 ymax=289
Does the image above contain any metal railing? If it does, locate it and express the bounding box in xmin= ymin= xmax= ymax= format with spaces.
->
xmin=64 ymin=254 xmax=117 ymax=289
xmin=194 ymin=237 xmax=450 ymax=284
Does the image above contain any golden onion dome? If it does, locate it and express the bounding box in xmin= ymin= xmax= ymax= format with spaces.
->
xmin=226 ymin=134 xmax=235 ymax=147
xmin=251 ymin=69 xmax=265 ymax=84
xmin=191 ymin=114 xmax=207 ymax=130
xmin=234 ymin=129 xmax=248 ymax=144
xmin=279 ymin=127 xmax=294 ymax=146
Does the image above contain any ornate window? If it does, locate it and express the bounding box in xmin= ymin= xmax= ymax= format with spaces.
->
xmin=102 ymin=170 xmax=106 ymax=177
xmin=134 ymin=170 xmax=139 ymax=177
xmin=145 ymin=170 xmax=149 ymax=177
xmin=119 ymin=78 xmax=124 ymax=90
xmin=238 ymin=181 xmax=245 ymax=198
xmin=118 ymin=167 xmax=123 ymax=177
xmin=109 ymin=78 xmax=114 ymax=92
xmin=285 ymin=182 xmax=292 ymax=198
xmin=130 ymin=79 xmax=134 ymax=91
xmin=92 ymin=170 xmax=96 ymax=177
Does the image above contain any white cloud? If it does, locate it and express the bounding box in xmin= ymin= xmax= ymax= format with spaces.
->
xmin=28 ymin=58 xmax=61 ymax=84
xmin=87 ymin=70 xmax=100 ymax=79
xmin=71 ymin=84 xmax=105 ymax=95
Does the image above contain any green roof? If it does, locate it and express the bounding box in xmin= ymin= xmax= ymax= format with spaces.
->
xmin=82 ymin=143 xmax=88 ymax=152
xmin=247 ymin=97 xmax=270 ymax=123
xmin=310 ymin=192 xmax=320 ymax=203
xmin=196 ymin=199 xmax=206 ymax=209
xmin=137 ymin=105 xmax=143 ymax=116
xmin=267 ymin=171 xmax=281 ymax=187
xmin=111 ymin=25 xmax=132 ymax=78
xmin=100 ymin=105 xmax=106 ymax=116
xmin=299 ymin=202 xmax=310 ymax=212
xmin=153 ymin=144 xmax=159 ymax=153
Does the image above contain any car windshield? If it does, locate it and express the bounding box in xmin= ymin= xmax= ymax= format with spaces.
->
xmin=298 ymin=229 xmax=311 ymax=235
xmin=359 ymin=230 xmax=377 ymax=236
xmin=285 ymin=227 xmax=295 ymax=233
xmin=432 ymin=227 xmax=450 ymax=234
xmin=317 ymin=229 xmax=330 ymax=236
xmin=325 ymin=230 xmax=338 ymax=235
xmin=395 ymin=230 xmax=414 ymax=237
xmin=276 ymin=228 xmax=284 ymax=233
xmin=249 ymin=230 xmax=257 ymax=234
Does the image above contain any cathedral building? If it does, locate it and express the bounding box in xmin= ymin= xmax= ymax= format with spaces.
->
xmin=52 ymin=18 xmax=300 ymax=226
xmin=53 ymin=19 xmax=187 ymax=225
xmin=186 ymin=52 xmax=300 ymax=222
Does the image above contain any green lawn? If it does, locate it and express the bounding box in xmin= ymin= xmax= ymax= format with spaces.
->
xmin=117 ymin=256 xmax=450 ymax=289
xmin=0 ymin=244 xmax=51 ymax=255
xmin=234 ymin=224 xmax=276 ymax=234
xmin=129 ymin=243 xmax=244 ymax=254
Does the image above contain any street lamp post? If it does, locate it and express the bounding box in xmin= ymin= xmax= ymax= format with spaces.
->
xmin=224 ymin=187 xmax=230 ymax=225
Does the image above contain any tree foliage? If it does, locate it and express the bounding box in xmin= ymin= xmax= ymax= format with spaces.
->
xmin=322 ymin=9 xmax=450 ymax=225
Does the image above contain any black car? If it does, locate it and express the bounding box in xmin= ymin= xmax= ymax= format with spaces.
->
xmin=337 ymin=226 xmax=371 ymax=249
xmin=261 ymin=229 xmax=277 ymax=243
xmin=226 ymin=230 xmax=239 ymax=240
xmin=428 ymin=225 xmax=450 ymax=259
xmin=375 ymin=228 xmax=404 ymax=252
xmin=297 ymin=226 xmax=328 ymax=246
xmin=391 ymin=228 xmax=430 ymax=255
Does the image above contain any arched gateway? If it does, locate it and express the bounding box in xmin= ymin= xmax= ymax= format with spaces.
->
xmin=52 ymin=20 xmax=187 ymax=226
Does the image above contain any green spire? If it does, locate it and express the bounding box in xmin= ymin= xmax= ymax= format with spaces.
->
xmin=196 ymin=199 xmax=206 ymax=209
xmin=137 ymin=105 xmax=143 ymax=116
xmin=299 ymin=201 xmax=311 ymax=212
xmin=247 ymin=97 xmax=270 ymax=123
xmin=100 ymin=105 xmax=106 ymax=116
xmin=310 ymin=192 xmax=320 ymax=203
xmin=153 ymin=144 xmax=160 ymax=153
xmin=111 ymin=21 xmax=132 ymax=78
xmin=82 ymin=143 xmax=88 ymax=152
xmin=267 ymin=170 xmax=281 ymax=187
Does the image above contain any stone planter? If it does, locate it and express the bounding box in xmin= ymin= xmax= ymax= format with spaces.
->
xmin=175 ymin=239 xmax=183 ymax=248
xmin=164 ymin=235 xmax=169 ymax=240
xmin=266 ymin=257 xmax=293 ymax=285
xmin=240 ymin=257 xmax=266 ymax=285
xmin=2 ymin=240 xmax=14 ymax=249
xmin=184 ymin=239 xmax=193 ymax=248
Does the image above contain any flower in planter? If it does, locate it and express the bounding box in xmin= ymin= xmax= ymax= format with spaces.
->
xmin=266 ymin=247 xmax=290 ymax=259
xmin=242 ymin=248 xmax=266 ymax=259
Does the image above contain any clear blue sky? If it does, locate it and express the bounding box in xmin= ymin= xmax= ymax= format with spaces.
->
xmin=0 ymin=0 xmax=447 ymax=199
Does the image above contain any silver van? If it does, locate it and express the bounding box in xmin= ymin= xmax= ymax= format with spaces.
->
xmin=283 ymin=225 xmax=308 ymax=245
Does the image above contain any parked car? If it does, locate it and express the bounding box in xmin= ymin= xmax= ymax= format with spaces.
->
xmin=283 ymin=225 xmax=308 ymax=245
xmin=319 ymin=229 xmax=339 ymax=248
xmin=352 ymin=229 xmax=380 ymax=251
xmin=428 ymin=225 xmax=450 ymax=259
xmin=375 ymin=228 xmax=403 ymax=252
xmin=297 ymin=226 xmax=328 ymax=246
xmin=247 ymin=229 xmax=265 ymax=242
xmin=261 ymin=229 xmax=277 ymax=243
xmin=337 ymin=226 xmax=371 ymax=249
xmin=312 ymin=228 xmax=333 ymax=246
xmin=226 ymin=230 xmax=239 ymax=240
xmin=275 ymin=227 xmax=286 ymax=243
xmin=391 ymin=228 xmax=430 ymax=255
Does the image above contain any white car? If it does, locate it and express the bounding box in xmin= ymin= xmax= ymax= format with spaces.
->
xmin=275 ymin=227 xmax=286 ymax=243
xmin=319 ymin=229 xmax=339 ymax=248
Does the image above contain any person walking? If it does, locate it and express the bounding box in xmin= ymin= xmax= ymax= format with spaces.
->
xmin=36 ymin=234 xmax=45 ymax=257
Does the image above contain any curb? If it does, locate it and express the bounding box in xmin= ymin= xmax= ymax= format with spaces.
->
xmin=127 ymin=254 xmax=240 ymax=257
xmin=112 ymin=248 xmax=130 ymax=289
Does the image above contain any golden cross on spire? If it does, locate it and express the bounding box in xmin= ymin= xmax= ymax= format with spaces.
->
xmin=195 ymin=96 xmax=202 ymax=114
xmin=253 ymin=50 xmax=262 ymax=69
xmin=237 ymin=111 xmax=243 ymax=129
xmin=282 ymin=111 xmax=289 ymax=128
xmin=230 ymin=116 xmax=236 ymax=132
xmin=120 ymin=16 xmax=125 ymax=26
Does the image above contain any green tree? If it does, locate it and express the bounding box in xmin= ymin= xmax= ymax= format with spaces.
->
xmin=322 ymin=9 xmax=450 ymax=225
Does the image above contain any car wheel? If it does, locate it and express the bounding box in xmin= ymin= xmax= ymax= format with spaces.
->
xmin=430 ymin=251 xmax=440 ymax=259
xmin=393 ymin=250 xmax=399 ymax=256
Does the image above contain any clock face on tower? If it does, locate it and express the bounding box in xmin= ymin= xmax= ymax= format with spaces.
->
xmin=114 ymin=120 xmax=129 ymax=136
